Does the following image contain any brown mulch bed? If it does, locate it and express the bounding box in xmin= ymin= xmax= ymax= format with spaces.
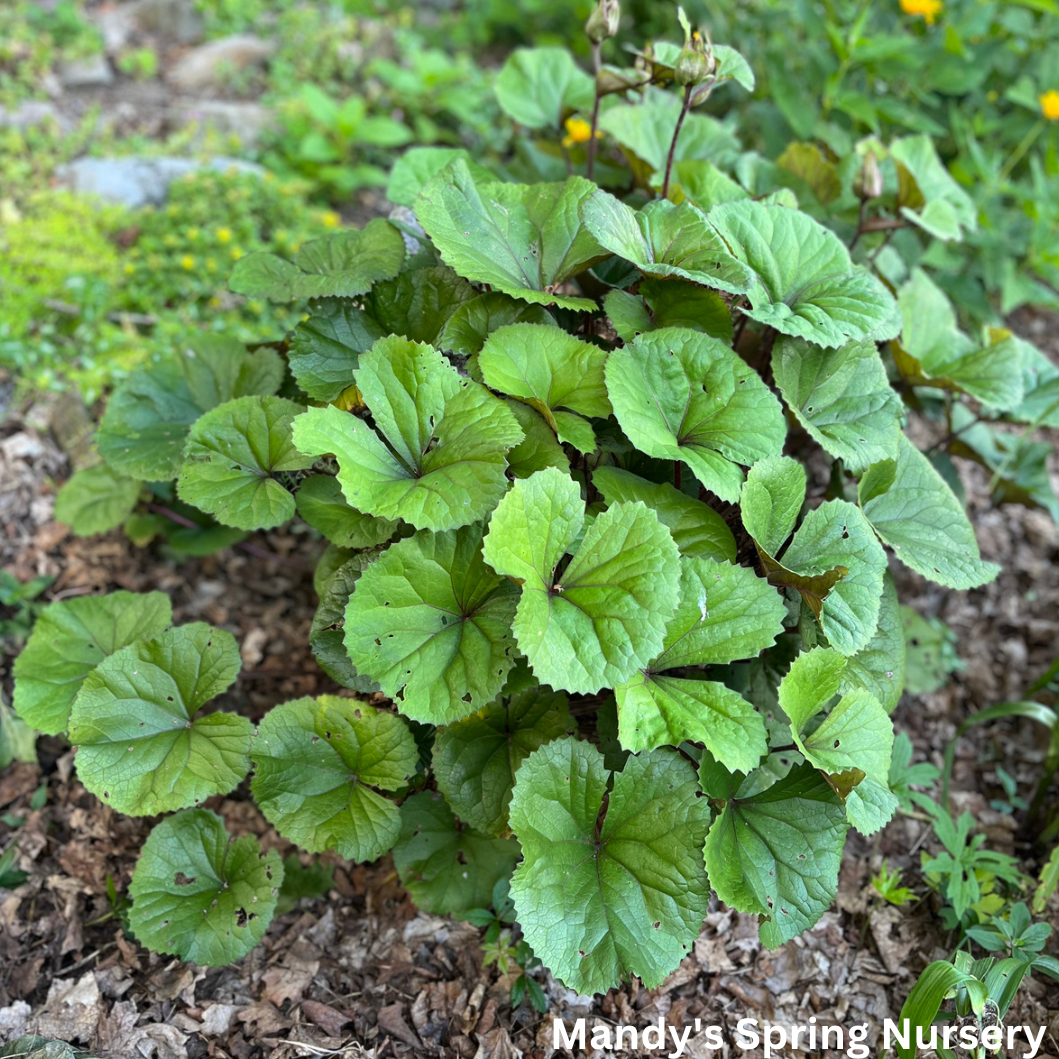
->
xmin=2 ymin=315 xmax=1059 ymax=1058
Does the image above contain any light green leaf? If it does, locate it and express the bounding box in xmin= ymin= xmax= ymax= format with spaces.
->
xmin=416 ymin=160 xmax=607 ymax=311
xmin=392 ymin=791 xmax=520 ymax=915
xmin=483 ymin=468 xmax=680 ymax=694
xmin=859 ymin=434 xmax=1000 ymax=589
xmin=289 ymin=302 xmax=386 ymax=402
xmin=599 ymin=90 xmax=739 ymax=176
xmin=128 ymin=809 xmax=282 ymax=966
xmin=667 ymin=159 xmax=749 ymax=212
xmin=54 ymin=464 xmax=141 ymax=537
xmin=251 ymin=696 xmax=417 ymax=861
xmin=773 ymin=336 xmax=901 ymax=472
xmin=309 ymin=556 xmax=380 ymax=693
xmin=605 ymin=281 xmax=733 ymax=345
xmin=842 ymin=573 xmax=904 ymax=714
xmin=891 ymin=135 xmax=976 ymax=241
xmin=433 ymin=675 xmax=573 ymax=835
xmin=504 ymin=400 xmax=570 ymax=477
xmin=345 ymin=524 xmax=519 ymax=724
xmin=69 ymin=624 xmax=251 ymax=816
xmin=478 ymin=323 xmax=610 ymax=452
xmin=702 ymin=763 xmax=848 ymax=947
xmin=13 ymin=591 xmax=172 ymax=736
xmin=605 ymin=327 xmax=786 ymax=502
xmin=777 ymin=499 xmax=887 ymax=656
xmin=177 ymin=396 xmax=312 ymax=531
xmin=292 ymin=338 xmax=523 ymax=532
xmin=386 ymin=147 xmax=496 ymax=207
xmin=438 ymin=292 xmax=557 ymax=358
xmin=509 ymin=738 xmax=711 ymax=994
xmin=494 ymin=47 xmax=594 ymax=130
xmin=295 ymin=474 xmax=398 ymax=549
xmin=844 ymin=778 xmax=900 ymax=836
xmin=707 ymin=200 xmax=899 ymax=347
xmin=581 ymin=194 xmax=750 ymax=295
xmin=228 ymin=219 xmax=405 ymax=302
xmin=592 ymin=466 xmax=735 ymax=562
xmin=98 ymin=339 xmax=284 ymax=481
xmin=740 ymin=455 xmax=806 ymax=558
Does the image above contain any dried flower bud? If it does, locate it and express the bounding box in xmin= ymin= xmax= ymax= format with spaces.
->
xmin=675 ymin=30 xmax=715 ymax=85
xmin=855 ymin=151 xmax=884 ymax=201
xmin=585 ymin=0 xmax=620 ymax=43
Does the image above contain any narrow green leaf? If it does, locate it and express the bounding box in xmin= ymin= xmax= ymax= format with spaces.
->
xmin=309 ymin=555 xmax=380 ymax=693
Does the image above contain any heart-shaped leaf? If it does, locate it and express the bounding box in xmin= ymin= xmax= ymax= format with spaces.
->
xmin=251 ymin=696 xmax=417 ymax=861
xmin=392 ymin=791 xmax=520 ymax=914
xmin=478 ymin=323 xmax=611 ymax=452
xmin=69 ymin=624 xmax=251 ymax=816
xmin=229 ymin=219 xmax=405 ymax=302
xmin=289 ymin=302 xmax=386 ymax=403
xmin=178 ymin=396 xmax=313 ymax=531
xmin=859 ymin=433 xmax=1000 ymax=589
xmin=581 ymin=194 xmax=750 ymax=295
xmin=54 ymin=464 xmax=141 ymax=538
xmin=416 ymin=160 xmax=607 ymax=311
xmin=773 ymin=336 xmax=901 ymax=472
xmin=438 ymin=292 xmax=557 ymax=358
xmin=129 ymin=809 xmax=282 ymax=966
xmin=707 ymin=200 xmax=899 ymax=347
xmin=482 ymin=468 xmax=680 ymax=694
xmin=606 ymin=327 xmax=786 ymax=503
xmin=433 ymin=671 xmax=573 ymax=835
xmin=509 ymin=738 xmax=711 ymax=994
xmin=345 ymin=523 xmax=520 ymax=724
xmin=13 ymin=591 xmax=172 ymax=736
xmin=494 ymin=47 xmax=594 ymax=130
xmin=292 ymin=337 xmax=523 ymax=532
xmin=386 ymin=146 xmax=496 ymax=207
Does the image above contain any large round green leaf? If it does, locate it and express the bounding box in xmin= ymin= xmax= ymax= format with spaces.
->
xmin=292 ymin=337 xmax=523 ymax=532
xmin=392 ymin=791 xmax=520 ymax=915
xmin=509 ymin=738 xmax=711 ymax=994
xmin=415 ymin=160 xmax=607 ymax=312
xmin=606 ymin=327 xmax=786 ymax=503
xmin=345 ymin=523 xmax=519 ymax=724
xmin=482 ymin=468 xmax=680 ymax=695
xmin=251 ymin=696 xmax=417 ymax=862
xmin=433 ymin=674 xmax=573 ymax=835
xmin=859 ymin=433 xmax=1000 ymax=590
xmin=54 ymin=464 xmax=141 ymax=537
xmin=702 ymin=763 xmax=848 ymax=948
xmin=177 ymin=395 xmax=313 ymax=531
xmin=69 ymin=623 xmax=251 ymax=816
xmin=493 ymin=47 xmax=594 ymax=130
xmin=129 ymin=809 xmax=283 ymax=966
xmin=13 ymin=591 xmax=172 ymax=736
xmin=706 ymin=200 xmax=899 ymax=348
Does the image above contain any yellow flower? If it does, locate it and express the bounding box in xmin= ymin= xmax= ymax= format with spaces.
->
xmin=900 ymin=0 xmax=942 ymax=23
xmin=321 ymin=211 xmax=341 ymax=229
xmin=123 ymin=263 xmax=135 ymax=275
xmin=181 ymin=255 xmax=195 ymax=270
xmin=562 ymin=117 xmax=602 ymax=148
xmin=230 ymin=246 xmax=245 ymax=260
xmin=216 ymin=227 xmax=232 ymax=243
xmin=187 ymin=227 xmax=200 ymax=240
xmin=1041 ymin=90 xmax=1059 ymax=121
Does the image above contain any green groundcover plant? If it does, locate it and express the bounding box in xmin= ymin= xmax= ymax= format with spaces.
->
xmin=13 ymin=4 xmax=1058 ymax=996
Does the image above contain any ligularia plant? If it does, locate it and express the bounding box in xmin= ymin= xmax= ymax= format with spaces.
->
xmin=21 ymin=7 xmax=1032 ymax=992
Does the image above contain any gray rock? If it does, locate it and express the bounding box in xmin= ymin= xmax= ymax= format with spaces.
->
xmin=94 ymin=5 xmax=137 ymax=54
xmin=167 ymin=35 xmax=276 ymax=91
xmin=0 ymin=101 xmax=65 ymax=131
xmin=173 ymin=99 xmax=275 ymax=150
xmin=128 ymin=0 xmax=204 ymax=44
xmin=56 ymin=156 xmax=266 ymax=209
xmin=59 ymin=54 xmax=114 ymax=88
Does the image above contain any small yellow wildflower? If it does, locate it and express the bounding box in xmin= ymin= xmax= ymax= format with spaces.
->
xmin=181 ymin=255 xmax=195 ymax=270
xmin=1041 ymin=90 xmax=1059 ymax=121
xmin=230 ymin=246 xmax=245 ymax=260
xmin=123 ymin=263 xmax=135 ymax=275
xmin=900 ymin=0 xmax=942 ymax=24
xmin=562 ymin=117 xmax=602 ymax=148
xmin=216 ymin=227 xmax=232 ymax=243
xmin=321 ymin=211 xmax=341 ymax=229
xmin=187 ymin=227 xmax=200 ymax=241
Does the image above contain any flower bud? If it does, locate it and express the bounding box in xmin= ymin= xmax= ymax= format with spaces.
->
xmin=585 ymin=0 xmax=620 ymax=43
xmin=675 ymin=30 xmax=715 ymax=86
xmin=854 ymin=151 xmax=883 ymax=201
